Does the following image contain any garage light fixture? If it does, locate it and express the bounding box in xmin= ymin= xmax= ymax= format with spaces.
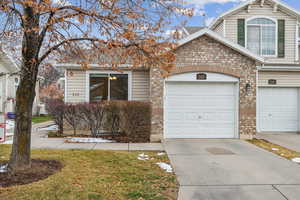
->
xmin=245 ymin=83 xmax=251 ymax=93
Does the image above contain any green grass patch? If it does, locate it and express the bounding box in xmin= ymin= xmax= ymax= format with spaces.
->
xmin=32 ymin=116 xmax=53 ymax=124
xmin=0 ymin=145 xmax=178 ymax=200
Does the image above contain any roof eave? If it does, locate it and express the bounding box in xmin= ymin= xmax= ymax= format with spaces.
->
xmin=0 ymin=50 xmax=19 ymax=73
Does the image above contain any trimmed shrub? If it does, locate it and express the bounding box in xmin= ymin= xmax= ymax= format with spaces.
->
xmin=63 ymin=104 xmax=81 ymax=136
xmin=104 ymin=101 xmax=121 ymax=135
xmin=120 ymin=101 xmax=151 ymax=142
xmin=46 ymin=100 xmax=152 ymax=142
xmin=79 ymin=102 xmax=106 ymax=137
xmin=45 ymin=99 xmax=64 ymax=135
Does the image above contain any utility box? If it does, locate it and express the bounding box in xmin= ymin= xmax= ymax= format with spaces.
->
xmin=0 ymin=115 xmax=6 ymax=143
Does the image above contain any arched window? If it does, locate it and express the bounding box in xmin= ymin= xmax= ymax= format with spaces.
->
xmin=247 ymin=18 xmax=276 ymax=56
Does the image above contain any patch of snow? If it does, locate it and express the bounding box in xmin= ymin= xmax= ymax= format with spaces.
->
xmin=6 ymin=132 xmax=14 ymax=137
xmin=157 ymin=152 xmax=166 ymax=156
xmin=271 ymin=148 xmax=279 ymax=151
xmin=292 ymin=158 xmax=300 ymax=163
xmin=38 ymin=124 xmax=58 ymax=131
xmin=65 ymin=137 xmax=114 ymax=143
xmin=6 ymin=120 xmax=15 ymax=130
xmin=2 ymin=140 xmax=13 ymax=144
xmin=156 ymin=162 xmax=173 ymax=173
xmin=138 ymin=153 xmax=150 ymax=161
xmin=0 ymin=164 xmax=8 ymax=173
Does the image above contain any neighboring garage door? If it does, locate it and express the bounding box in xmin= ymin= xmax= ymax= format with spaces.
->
xmin=165 ymin=81 xmax=238 ymax=138
xmin=258 ymin=88 xmax=300 ymax=132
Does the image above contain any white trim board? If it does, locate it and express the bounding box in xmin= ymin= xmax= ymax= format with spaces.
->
xmin=54 ymin=63 xmax=134 ymax=70
xmin=85 ymin=70 xmax=132 ymax=102
xmin=64 ymin=70 xmax=68 ymax=103
xmin=165 ymin=72 xmax=239 ymax=82
xmin=177 ymin=28 xmax=264 ymax=63
xmin=258 ymin=65 xmax=300 ymax=71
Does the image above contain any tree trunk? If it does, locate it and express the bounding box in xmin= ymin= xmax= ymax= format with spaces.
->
xmin=8 ymin=3 xmax=40 ymax=173
xmin=8 ymin=75 xmax=37 ymax=172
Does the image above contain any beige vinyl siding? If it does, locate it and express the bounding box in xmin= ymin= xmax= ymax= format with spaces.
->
xmin=213 ymin=21 xmax=224 ymax=36
xmin=65 ymin=69 xmax=150 ymax=103
xmin=258 ymin=71 xmax=300 ymax=87
xmin=7 ymin=75 xmax=17 ymax=99
xmin=298 ymin=45 xmax=300 ymax=61
xmin=132 ymin=71 xmax=150 ymax=101
xmin=66 ymin=70 xmax=86 ymax=103
xmin=224 ymin=1 xmax=297 ymax=63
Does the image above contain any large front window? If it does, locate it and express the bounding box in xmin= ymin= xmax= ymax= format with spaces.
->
xmin=247 ymin=18 xmax=276 ymax=56
xmin=89 ymin=73 xmax=128 ymax=102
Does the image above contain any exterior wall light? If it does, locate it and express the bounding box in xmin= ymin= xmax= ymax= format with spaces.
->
xmin=245 ymin=83 xmax=251 ymax=93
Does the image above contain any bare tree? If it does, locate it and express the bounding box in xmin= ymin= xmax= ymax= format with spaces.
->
xmin=0 ymin=0 xmax=191 ymax=172
xmin=45 ymin=99 xmax=64 ymax=135
xmin=39 ymin=64 xmax=61 ymax=88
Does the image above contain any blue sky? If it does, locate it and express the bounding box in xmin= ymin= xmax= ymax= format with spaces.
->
xmin=186 ymin=0 xmax=300 ymax=27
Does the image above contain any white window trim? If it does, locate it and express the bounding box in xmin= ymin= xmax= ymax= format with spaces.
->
xmin=85 ymin=70 xmax=132 ymax=102
xmin=296 ymin=23 xmax=299 ymax=62
xmin=64 ymin=70 xmax=68 ymax=103
xmin=245 ymin=16 xmax=278 ymax=57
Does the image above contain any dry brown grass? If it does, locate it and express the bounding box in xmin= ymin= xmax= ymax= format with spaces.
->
xmin=0 ymin=145 xmax=178 ymax=200
xmin=248 ymin=138 xmax=300 ymax=163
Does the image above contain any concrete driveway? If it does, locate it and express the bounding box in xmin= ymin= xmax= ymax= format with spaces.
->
xmin=257 ymin=133 xmax=300 ymax=152
xmin=164 ymin=139 xmax=300 ymax=200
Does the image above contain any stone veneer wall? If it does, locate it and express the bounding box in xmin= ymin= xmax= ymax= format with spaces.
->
xmin=150 ymin=35 xmax=258 ymax=142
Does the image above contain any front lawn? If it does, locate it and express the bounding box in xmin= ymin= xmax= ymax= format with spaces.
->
xmin=0 ymin=145 xmax=178 ymax=200
xmin=32 ymin=116 xmax=53 ymax=124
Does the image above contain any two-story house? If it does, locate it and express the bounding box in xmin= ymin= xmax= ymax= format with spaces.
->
xmin=58 ymin=0 xmax=300 ymax=141
xmin=209 ymin=0 xmax=300 ymax=135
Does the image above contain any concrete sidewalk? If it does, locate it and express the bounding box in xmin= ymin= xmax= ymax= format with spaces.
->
xmin=31 ymin=137 xmax=164 ymax=151
xmin=30 ymin=121 xmax=164 ymax=151
xmin=257 ymin=133 xmax=300 ymax=152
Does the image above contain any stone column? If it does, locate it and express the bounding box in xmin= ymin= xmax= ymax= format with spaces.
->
xmin=149 ymin=66 xmax=164 ymax=142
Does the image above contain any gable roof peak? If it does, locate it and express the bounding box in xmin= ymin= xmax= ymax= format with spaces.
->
xmin=178 ymin=28 xmax=264 ymax=63
xmin=210 ymin=0 xmax=300 ymax=29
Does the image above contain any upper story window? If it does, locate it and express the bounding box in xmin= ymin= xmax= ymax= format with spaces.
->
xmin=247 ymin=18 xmax=276 ymax=56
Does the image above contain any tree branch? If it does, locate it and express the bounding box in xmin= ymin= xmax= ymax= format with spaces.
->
xmin=0 ymin=4 xmax=24 ymax=28
xmin=37 ymin=11 xmax=55 ymax=52
xmin=38 ymin=38 xmax=105 ymax=63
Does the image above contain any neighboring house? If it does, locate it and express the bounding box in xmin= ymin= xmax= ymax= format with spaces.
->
xmin=0 ymin=50 xmax=20 ymax=114
xmin=0 ymin=49 xmax=41 ymax=116
xmin=58 ymin=0 xmax=300 ymax=141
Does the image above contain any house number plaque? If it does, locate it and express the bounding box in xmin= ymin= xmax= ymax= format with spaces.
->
xmin=196 ymin=73 xmax=207 ymax=80
xmin=268 ymin=79 xmax=277 ymax=85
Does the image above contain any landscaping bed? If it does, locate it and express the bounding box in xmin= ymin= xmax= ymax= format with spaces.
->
xmin=0 ymin=159 xmax=62 ymax=187
xmin=0 ymin=145 xmax=178 ymax=200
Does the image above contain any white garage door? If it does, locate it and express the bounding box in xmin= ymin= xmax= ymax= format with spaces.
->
xmin=258 ymin=88 xmax=299 ymax=132
xmin=165 ymin=82 xmax=238 ymax=138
